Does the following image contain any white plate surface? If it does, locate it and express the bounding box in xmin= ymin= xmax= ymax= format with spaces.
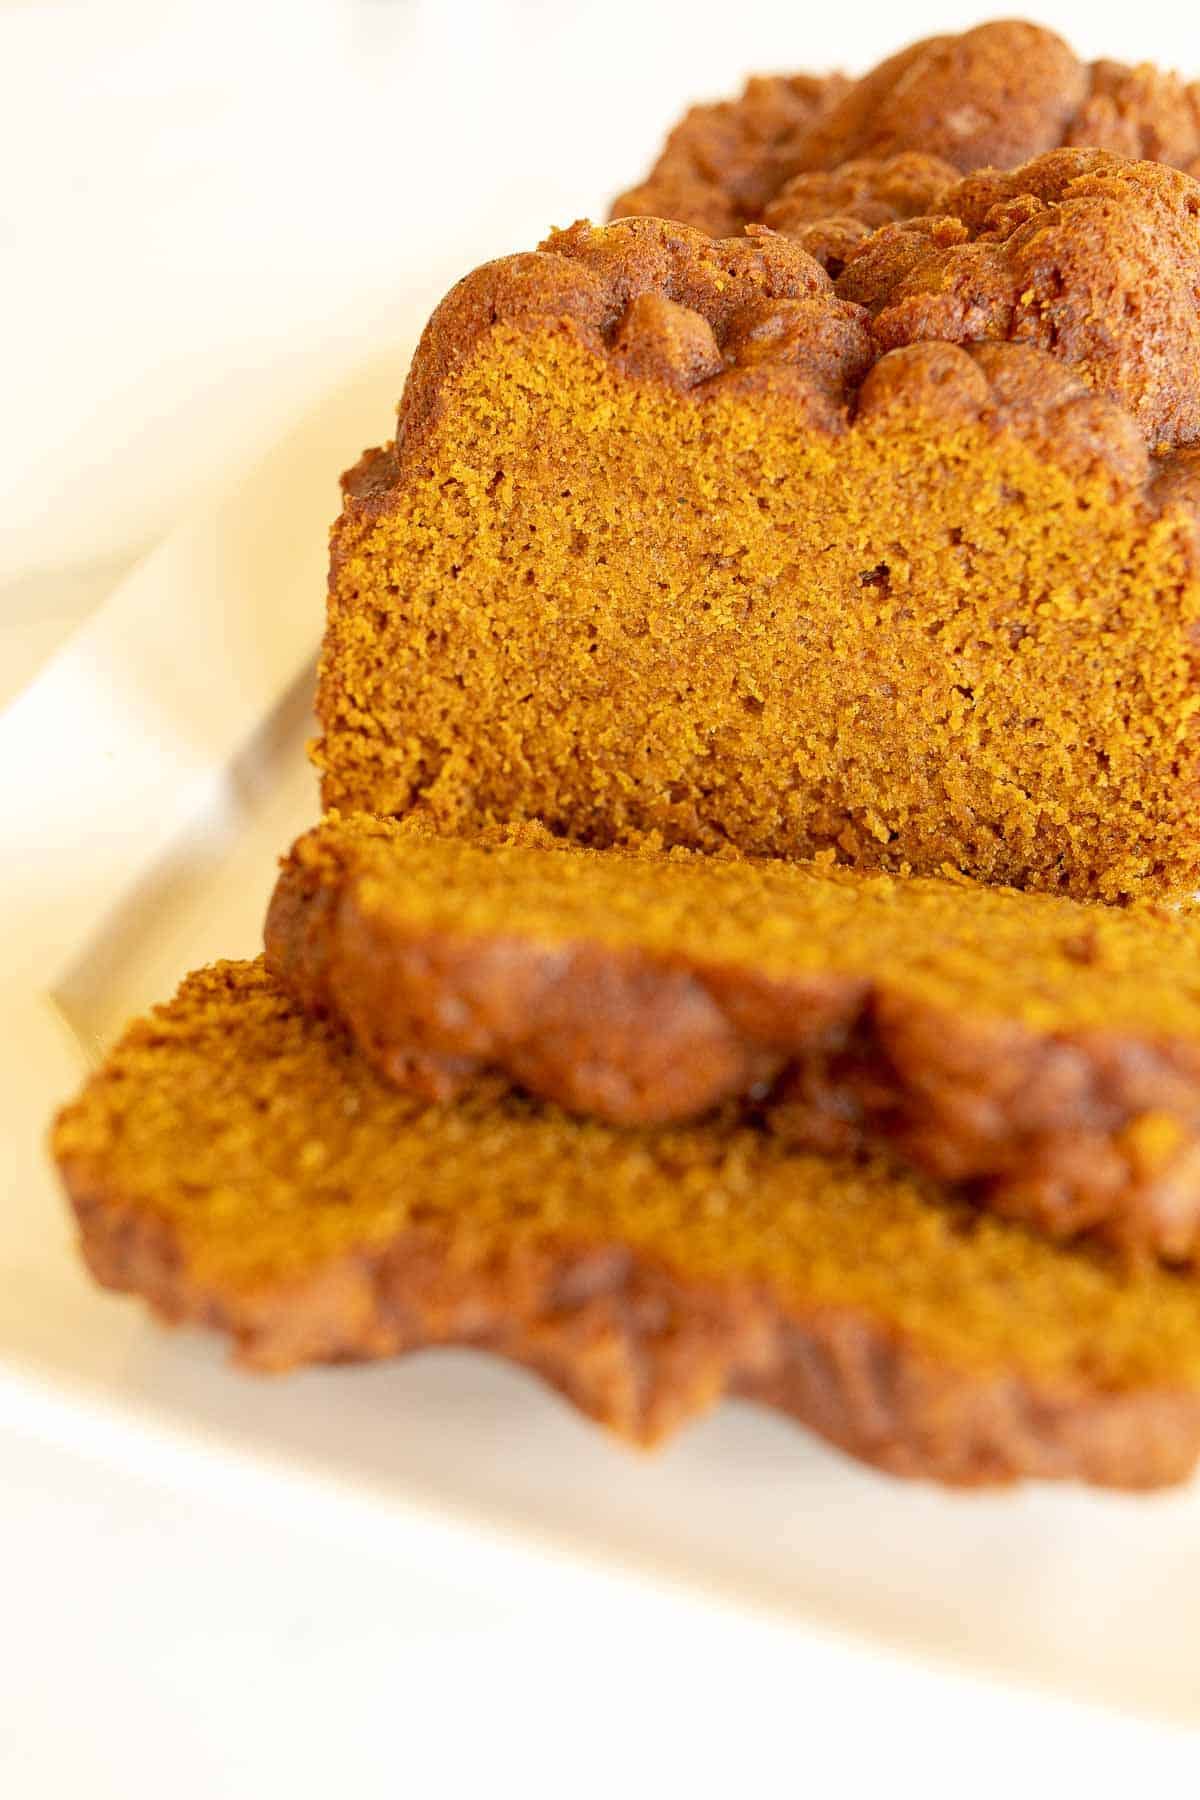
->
xmin=4 ymin=345 xmax=1200 ymax=1731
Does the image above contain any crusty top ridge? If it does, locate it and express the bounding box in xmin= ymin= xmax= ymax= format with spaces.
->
xmin=612 ymin=21 xmax=1200 ymax=237
xmin=343 ymin=153 xmax=1200 ymax=539
xmin=839 ymin=151 xmax=1200 ymax=453
xmin=610 ymin=71 xmax=849 ymax=239
xmin=378 ymin=216 xmax=871 ymax=466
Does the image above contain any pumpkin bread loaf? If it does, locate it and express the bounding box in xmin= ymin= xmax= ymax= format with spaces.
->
xmin=51 ymin=960 xmax=1200 ymax=1489
xmin=49 ymin=29 xmax=1200 ymax=1499
xmin=266 ymin=813 xmax=1200 ymax=1261
xmin=315 ymin=158 xmax=1200 ymax=900
xmin=612 ymin=20 xmax=1200 ymax=243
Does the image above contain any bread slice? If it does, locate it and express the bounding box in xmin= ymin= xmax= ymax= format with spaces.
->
xmin=314 ymin=156 xmax=1200 ymax=904
xmin=266 ymin=813 xmax=1200 ymax=1261
xmin=612 ymin=21 xmax=1200 ymax=240
xmin=52 ymin=960 xmax=1200 ymax=1488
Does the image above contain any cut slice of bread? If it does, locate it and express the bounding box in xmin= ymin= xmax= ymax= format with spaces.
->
xmin=266 ymin=813 xmax=1200 ymax=1261
xmin=314 ymin=177 xmax=1200 ymax=903
xmin=52 ymin=960 xmax=1200 ymax=1488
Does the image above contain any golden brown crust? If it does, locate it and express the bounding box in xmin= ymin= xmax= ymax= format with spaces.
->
xmin=838 ymin=151 xmax=1200 ymax=451
xmin=67 ymin=1169 xmax=1200 ymax=1488
xmin=614 ymin=24 xmax=1200 ymax=236
xmin=351 ymin=196 xmax=1193 ymax=521
xmin=853 ymin=336 xmax=1152 ymax=487
xmin=611 ymin=73 xmax=848 ymax=239
xmin=387 ymin=216 xmax=868 ymax=480
xmin=786 ymin=24 xmax=1087 ymax=178
xmin=760 ymin=153 xmax=959 ymax=275
xmin=52 ymin=961 xmax=1200 ymax=1489
xmin=266 ymin=816 xmax=1200 ymax=1262
xmin=1066 ymin=59 xmax=1200 ymax=171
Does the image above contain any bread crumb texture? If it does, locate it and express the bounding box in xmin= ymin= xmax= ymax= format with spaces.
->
xmin=316 ymin=172 xmax=1200 ymax=900
xmin=51 ymin=960 xmax=1200 ymax=1487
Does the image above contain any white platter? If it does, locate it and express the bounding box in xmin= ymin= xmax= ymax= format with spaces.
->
xmin=5 ymin=345 xmax=1200 ymax=1734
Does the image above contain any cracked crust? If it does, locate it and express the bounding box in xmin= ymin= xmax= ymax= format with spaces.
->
xmin=613 ymin=22 xmax=1200 ymax=236
xmin=351 ymin=201 xmax=1196 ymax=514
xmin=266 ymin=814 xmax=1200 ymax=1263
xmin=612 ymin=72 xmax=849 ymax=239
xmin=838 ymin=150 xmax=1200 ymax=451
xmin=385 ymin=216 xmax=871 ymax=477
xmin=760 ymin=153 xmax=960 ymax=276
xmin=52 ymin=961 xmax=1200 ymax=1488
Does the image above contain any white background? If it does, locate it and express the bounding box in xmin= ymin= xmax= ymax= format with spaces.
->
xmin=3 ymin=0 xmax=1195 ymax=610
xmin=4 ymin=2 xmax=1200 ymax=1790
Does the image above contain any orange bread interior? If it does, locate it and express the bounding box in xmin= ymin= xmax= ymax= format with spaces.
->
xmin=316 ymin=161 xmax=1200 ymax=900
xmin=51 ymin=960 xmax=1200 ymax=1488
